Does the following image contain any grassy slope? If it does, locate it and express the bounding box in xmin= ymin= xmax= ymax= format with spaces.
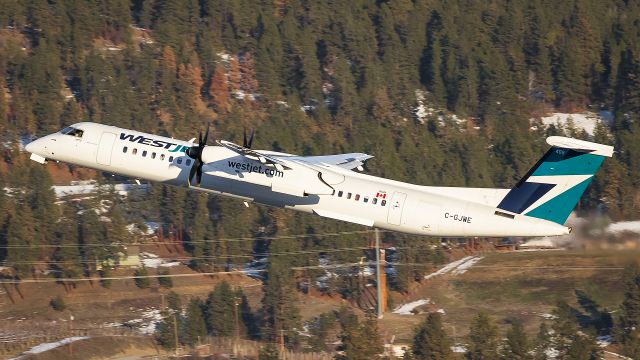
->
xmin=379 ymin=249 xmax=638 ymax=346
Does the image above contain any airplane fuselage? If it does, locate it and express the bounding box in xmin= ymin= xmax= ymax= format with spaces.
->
xmin=27 ymin=122 xmax=572 ymax=237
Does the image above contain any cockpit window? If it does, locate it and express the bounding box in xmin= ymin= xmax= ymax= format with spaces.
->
xmin=61 ymin=126 xmax=84 ymax=138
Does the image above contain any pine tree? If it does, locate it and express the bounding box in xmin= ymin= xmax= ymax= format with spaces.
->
xmin=339 ymin=309 xmax=383 ymax=360
xmin=0 ymin=78 xmax=7 ymax=131
xmin=134 ymin=267 xmax=150 ymax=289
xmin=466 ymin=312 xmax=499 ymax=360
xmin=551 ymin=300 xmax=580 ymax=357
xmin=5 ymin=202 xmax=37 ymax=277
xmin=184 ymin=192 xmax=212 ymax=269
xmin=53 ymin=204 xmax=82 ymax=281
xmin=259 ymin=344 xmax=279 ymax=360
xmin=620 ymin=262 xmax=640 ymax=359
xmin=534 ymin=322 xmax=551 ymax=360
xmin=412 ymin=312 xmax=453 ymax=360
xmin=565 ymin=332 xmax=602 ymax=360
xmin=157 ymin=268 xmax=173 ymax=288
xmin=182 ymin=298 xmax=207 ymax=346
xmin=205 ymin=281 xmax=236 ymax=336
xmin=501 ymin=320 xmax=532 ymax=360
xmin=79 ymin=209 xmax=106 ymax=274
xmin=156 ymin=309 xmax=180 ymax=350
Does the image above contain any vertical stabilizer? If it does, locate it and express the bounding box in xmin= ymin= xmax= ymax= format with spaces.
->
xmin=497 ymin=136 xmax=613 ymax=225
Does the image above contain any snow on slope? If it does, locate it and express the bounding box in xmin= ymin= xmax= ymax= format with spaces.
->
xmin=536 ymin=112 xmax=608 ymax=136
xmin=424 ymin=256 xmax=483 ymax=280
xmin=392 ymin=299 xmax=430 ymax=315
xmin=9 ymin=336 xmax=90 ymax=359
xmin=52 ymin=183 xmax=148 ymax=198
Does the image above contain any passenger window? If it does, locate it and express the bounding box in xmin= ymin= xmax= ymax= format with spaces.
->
xmin=169 ymin=156 xmax=174 ymax=162
xmin=151 ymin=152 xmax=156 ymax=159
xmin=372 ymin=198 xmax=378 ymax=205
xmin=123 ymin=146 xmax=128 ymax=153
xmin=132 ymin=148 xmax=138 ymax=155
xmin=338 ymin=191 xmax=343 ymax=197
xmin=142 ymin=150 xmax=147 ymax=157
xmin=186 ymin=159 xmax=191 ymax=166
xmin=364 ymin=197 xmax=369 ymax=203
xmin=381 ymin=200 xmax=387 ymax=206
xmin=347 ymin=193 xmax=352 ymax=199
xmin=160 ymin=154 xmax=165 ymax=160
xmin=177 ymin=158 xmax=182 ymax=164
xmin=355 ymin=194 xmax=360 ymax=201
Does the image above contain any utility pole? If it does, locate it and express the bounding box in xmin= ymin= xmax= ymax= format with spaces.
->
xmin=68 ymin=314 xmax=73 ymax=357
xmin=279 ymin=329 xmax=286 ymax=360
xmin=375 ymin=228 xmax=383 ymax=319
xmin=234 ymin=296 xmax=240 ymax=341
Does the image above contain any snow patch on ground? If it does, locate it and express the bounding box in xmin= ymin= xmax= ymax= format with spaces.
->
xmin=53 ymin=183 xmax=148 ymax=198
xmin=124 ymin=307 xmax=162 ymax=335
xmin=537 ymin=313 xmax=558 ymax=320
xmin=10 ymin=336 xmax=90 ymax=358
xmin=597 ymin=335 xmax=613 ymax=347
xmin=424 ymin=256 xmax=483 ymax=280
xmin=537 ymin=112 xmax=607 ymax=136
xmin=451 ymin=344 xmax=467 ymax=353
xmin=139 ymin=252 xmax=180 ymax=268
xmin=392 ymin=299 xmax=430 ymax=315
xmin=451 ymin=256 xmax=483 ymax=275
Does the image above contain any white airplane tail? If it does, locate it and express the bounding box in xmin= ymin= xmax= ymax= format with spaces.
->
xmin=496 ymin=136 xmax=614 ymax=225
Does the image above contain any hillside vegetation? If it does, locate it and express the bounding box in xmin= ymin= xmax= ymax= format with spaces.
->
xmin=0 ymin=0 xmax=639 ymax=358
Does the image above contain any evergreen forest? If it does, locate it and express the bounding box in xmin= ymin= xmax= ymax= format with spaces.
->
xmin=0 ymin=0 xmax=639 ymax=357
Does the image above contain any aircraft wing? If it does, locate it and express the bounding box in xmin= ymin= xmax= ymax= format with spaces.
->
xmin=290 ymin=153 xmax=373 ymax=170
xmin=218 ymin=140 xmax=292 ymax=170
xmin=218 ymin=140 xmax=372 ymax=171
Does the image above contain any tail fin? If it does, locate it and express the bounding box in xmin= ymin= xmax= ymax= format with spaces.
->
xmin=497 ymin=136 xmax=613 ymax=225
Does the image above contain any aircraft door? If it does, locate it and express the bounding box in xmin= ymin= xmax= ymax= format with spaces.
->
xmin=96 ymin=132 xmax=116 ymax=165
xmin=387 ymin=192 xmax=407 ymax=225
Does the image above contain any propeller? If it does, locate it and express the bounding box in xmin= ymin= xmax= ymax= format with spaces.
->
xmin=243 ymin=129 xmax=255 ymax=149
xmin=186 ymin=123 xmax=210 ymax=186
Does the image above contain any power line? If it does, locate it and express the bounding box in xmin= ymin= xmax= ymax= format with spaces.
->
xmin=1 ymin=245 xmax=383 ymax=266
xmin=0 ymin=270 xmax=269 ymax=284
xmin=0 ymin=229 xmax=380 ymax=249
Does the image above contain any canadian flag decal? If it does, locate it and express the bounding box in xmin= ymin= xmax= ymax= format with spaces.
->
xmin=376 ymin=191 xmax=387 ymax=199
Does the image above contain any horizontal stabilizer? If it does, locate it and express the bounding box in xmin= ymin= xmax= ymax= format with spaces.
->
xmin=546 ymin=136 xmax=614 ymax=157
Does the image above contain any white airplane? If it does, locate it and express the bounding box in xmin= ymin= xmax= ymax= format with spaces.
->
xmin=25 ymin=122 xmax=613 ymax=237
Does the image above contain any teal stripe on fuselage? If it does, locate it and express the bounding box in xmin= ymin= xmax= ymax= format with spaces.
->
xmin=525 ymin=177 xmax=594 ymax=224
xmin=531 ymin=151 xmax=605 ymax=176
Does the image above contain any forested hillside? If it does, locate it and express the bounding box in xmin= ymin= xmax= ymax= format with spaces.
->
xmin=0 ymin=0 xmax=639 ymax=351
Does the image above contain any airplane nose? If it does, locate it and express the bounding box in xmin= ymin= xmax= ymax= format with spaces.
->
xmin=25 ymin=138 xmax=44 ymax=154
xmin=25 ymin=139 xmax=37 ymax=153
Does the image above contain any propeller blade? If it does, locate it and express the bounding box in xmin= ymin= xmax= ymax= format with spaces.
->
xmin=189 ymin=161 xmax=198 ymax=184
xmin=247 ymin=129 xmax=254 ymax=149
xmin=203 ymin=123 xmax=210 ymax=146
xmin=243 ymin=128 xmax=255 ymax=148
xmin=196 ymin=162 xmax=203 ymax=185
